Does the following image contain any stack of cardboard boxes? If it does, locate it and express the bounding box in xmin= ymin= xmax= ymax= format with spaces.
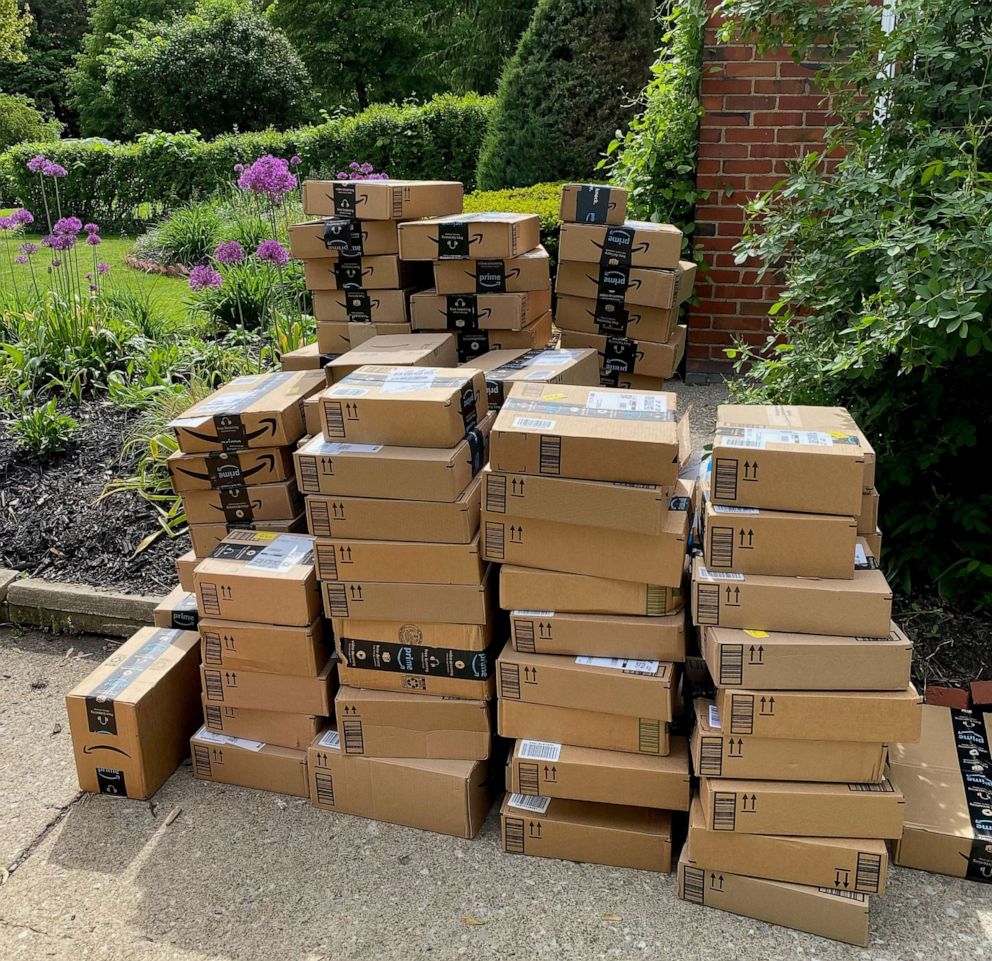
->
xmin=290 ymin=180 xmax=463 ymax=358
xmin=553 ymin=184 xmax=695 ymax=388
xmin=482 ymin=382 xmax=694 ymax=871
xmin=681 ymin=404 xmax=923 ymax=945
xmin=400 ymin=211 xmax=553 ymax=363
xmin=292 ymin=363 xmax=499 ymax=837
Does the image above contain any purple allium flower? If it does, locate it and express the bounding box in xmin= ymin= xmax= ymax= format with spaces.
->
xmin=0 ymin=217 xmax=13 ymax=231
xmin=335 ymin=161 xmax=388 ymax=181
xmin=97 ymin=262 xmax=110 ymax=274
xmin=234 ymin=163 xmax=244 ymax=173
xmin=54 ymin=216 xmax=82 ymax=235
xmin=27 ymin=155 xmax=48 ymax=173
xmin=42 ymin=161 xmax=67 ymax=178
xmin=89 ymin=284 xmax=98 ymax=293
xmin=237 ymin=155 xmax=297 ymax=202
xmin=215 ymin=240 xmax=245 ymax=265
xmin=42 ymin=232 xmax=75 ymax=251
xmin=290 ymin=155 xmax=302 ymax=166
xmin=14 ymin=255 xmax=28 ymax=264
xmin=85 ymin=272 xmax=92 ymax=280
xmin=86 ymin=234 xmax=102 ymax=246
xmin=11 ymin=208 xmax=34 ymax=226
xmin=19 ymin=242 xmax=38 ymax=256
xmin=256 ymin=239 xmax=289 ymax=265
xmin=189 ymin=265 xmax=224 ymax=290
xmin=84 ymin=222 xmax=99 ymax=235
xmin=51 ymin=258 xmax=62 ymax=267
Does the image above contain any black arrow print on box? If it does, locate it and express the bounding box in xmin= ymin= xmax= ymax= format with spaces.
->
xmin=544 ymin=765 xmax=557 ymax=782
xmin=743 ymin=460 xmax=760 ymax=481
xmin=835 ymin=869 xmax=850 ymax=889
xmin=529 ymin=821 xmax=542 ymax=838
xmin=725 ymin=585 xmax=741 ymax=605
xmin=748 ymin=644 xmax=764 ymax=664
xmin=709 ymin=873 xmax=724 ymax=891
xmin=738 ymin=529 xmax=754 ymax=548
xmin=759 ymin=696 xmax=775 ymax=715
xmin=339 ymin=545 xmax=353 ymax=563
xmin=728 ymin=737 xmax=744 ymax=756
xmin=511 ymin=477 xmax=526 ymax=496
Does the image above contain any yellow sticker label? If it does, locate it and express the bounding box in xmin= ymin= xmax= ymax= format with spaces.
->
xmin=744 ymin=629 xmax=769 ymax=638
xmin=829 ymin=431 xmax=848 ymax=439
xmin=542 ymin=392 xmax=567 ymax=400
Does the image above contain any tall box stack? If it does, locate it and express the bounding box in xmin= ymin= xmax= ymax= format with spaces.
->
xmin=485 ymin=382 xmax=694 ymax=872
xmin=400 ymin=212 xmax=553 ymax=363
xmin=292 ymin=179 xmax=464 ymax=358
xmin=554 ymin=184 xmax=694 ymax=388
xmin=681 ymin=404 xmax=923 ymax=945
xmin=293 ymin=364 xmax=497 ymax=838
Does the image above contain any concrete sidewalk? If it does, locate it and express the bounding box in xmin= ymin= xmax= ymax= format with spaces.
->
xmin=1 ymin=626 xmax=990 ymax=961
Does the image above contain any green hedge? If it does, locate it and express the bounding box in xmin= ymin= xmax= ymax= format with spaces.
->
xmin=0 ymin=94 xmax=494 ymax=229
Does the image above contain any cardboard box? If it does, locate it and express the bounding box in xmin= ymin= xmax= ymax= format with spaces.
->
xmin=604 ymin=372 xmax=669 ymax=392
xmin=702 ymin=623 xmax=912 ymax=691
xmin=295 ymin=415 xmax=491 ymax=502
xmin=889 ymin=705 xmax=992 ymax=883
xmin=302 ymin=179 xmax=463 ymax=221
xmin=410 ymin=289 xmax=552 ymax=332
xmin=454 ymin=311 xmax=554 ymax=364
xmin=713 ymin=684 xmax=922 ymax=743
xmin=510 ymin=609 xmax=685 ymax=661
xmin=500 ymin=564 xmax=684 ymax=617
xmin=686 ymin=798 xmax=888 ymax=893
xmin=312 ymin=288 xmax=414 ymax=325
xmin=307 ymin=729 xmax=492 ymax=837
xmin=153 ymin=586 xmax=200 ymax=631
xmin=316 ymin=321 xmax=413 ymax=356
xmin=491 ymin=382 xmax=690 ymax=487
xmin=556 ymin=259 xmax=695 ymax=311
xmin=67 ymin=627 xmax=201 ymax=799
xmin=676 ymin=849 xmax=870 ymax=947
xmin=555 ymin=294 xmax=678 ymax=343
xmin=558 ymin=221 xmax=683 ymax=269
xmin=498 ymin=698 xmax=670 ymax=755
xmin=702 ymin=499 xmax=858 ymax=578
xmin=691 ymin=558 xmax=892 ymax=637
xmin=168 ymin=447 xmax=296 ymax=492
xmin=192 ymin=531 xmax=320 ymax=627
xmin=288 ymin=219 xmax=399 ymax=259
xmin=500 ymin=794 xmax=672 ymax=872
xmin=187 ymin=514 xmax=307 ymax=559
xmin=335 ymin=686 xmax=491 ymax=759
xmin=698 ymin=775 xmax=905 ymax=838
xmin=398 ymin=212 xmax=541 ymax=260
xmin=858 ymin=487 xmax=880 ymax=535
xmin=332 ymin=616 xmax=493 ymax=650
xmin=200 ymin=659 xmax=336 ymax=716
xmin=201 ymin=697 xmax=323 ymax=751
xmin=466 ymin=348 xmax=600 ymax=410
xmin=863 ymin=527 xmax=882 ymax=559
xmin=711 ymin=405 xmax=870 ymax=515
xmin=559 ymin=327 xmax=687 ymax=382
xmin=191 ymin=726 xmax=308 ymax=797
xmin=170 ymin=371 xmax=325 ymax=454
xmin=306 ymin=476 xmax=480 ymax=543
xmin=314 ymin=535 xmax=483 ymax=585
xmin=433 ymin=247 xmax=550 ymax=295
xmin=199 ymin=615 xmax=329 ymax=676
xmin=303 ymin=255 xmax=425 ymax=291
xmin=559 ymin=184 xmax=628 ymax=226
xmin=691 ymin=699 xmax=888 ymax=782
xmin=322 ymin=333 xmax=457 ymax=384
xmin=507 ymin=736 xmax=689 ymax=809
xmin=280 ymin=342 xmax=335 ymax=371
xmin=176 ymin=549 xmax=197 ymax=591
xmin=496 ymin=645 xmax=676 ymax=721
xmin=319 ymin=366 xmax=488 ymax=448
xmin=181 ymin=478 xmax=300 ymax=526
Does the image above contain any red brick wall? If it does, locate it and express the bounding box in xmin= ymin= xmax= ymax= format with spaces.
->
xmin=687 ymin=1 xmax=832 ymax=378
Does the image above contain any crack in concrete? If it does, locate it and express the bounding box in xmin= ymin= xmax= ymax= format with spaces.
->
xmin=3 ymin=792 xmax=84 ymax=883
xmin=0 ymin=916 xmax=81 ymax=945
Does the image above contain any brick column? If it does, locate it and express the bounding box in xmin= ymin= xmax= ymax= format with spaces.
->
xmin=687 ymin=1 xmax=832 ymax=379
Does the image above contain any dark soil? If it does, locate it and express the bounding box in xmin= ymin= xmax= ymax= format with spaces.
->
xmin=0 ymin=400 xmax=189 ymax=596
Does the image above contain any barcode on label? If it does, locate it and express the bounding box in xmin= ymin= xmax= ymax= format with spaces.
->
xmin=319 ymin=729 xmax=341 ymax=750
xmin=848 ymin=780 xmax=894 ymax=793
xmin=708 ymin=704 xmax=722 ymax=729
xmin=508 ymin=792 xmax=551 ymax=814
xmin=195 ymin=727 xmax=264 ymax=752
xmin=575 ymin=656 xmax=660 ymax=675
xmin=513 ymin=416 xmax=556 ymax=430
xmin=519 ymin=740 xmax=562 ymax=762
xmin=712 ymin=505 xmax=759 ymax=515
xmin=698 ymin=566 xmax=745 ymax=581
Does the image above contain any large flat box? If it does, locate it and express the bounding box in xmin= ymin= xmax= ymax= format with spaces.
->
xmin=306 ymin=476 xmax=480 ymax=543
xmin=699 ymin=775 xmax=905 ymax=838
xmin=559 ymin=327 xmax=687 ymax=383
xmin=301 ymin=179 xmax=463 ymax=221
xmin=466 ymin=348 xmax=600 ymax=410
xmin=187 ymin=514 xmax=307 ymax=559
xmin=319 ymin=366 xmax=488 ymax=447
xmin=491 ymin=382 xmax=690 ymax=487
xmin=556 ymin=259 xmax=695 ymax=310
xmin=500 ymin=565 xmax=684 ymax=617
xmin=168 ymin=447 xmax=295 ymax=492
xmin=280 ymin=342 xmax=334 ymax=371
xmin=676 ymin=849 xmax=870 ymax=947
xmin=67 ymin=627 xmax=201 ymax=799
xmin=201 ymin=697 xmax=323 ymax=750
xmin=500 ymin=794 xmax=672 ymax=872
xmin=314 ymin=535 xmax=484 ymax=585
xmin=558 ymin=221 xmax=683 ymax=269
xmin=331 ymin=617 xmax=493 ymax=653
xmin=307 ymin=729 xmax=493 ymax=838
xmin=702 ymin=499 xmax=858 ymax=578
xmin=303 ymin=254 xmax=423 ymax=291
xmin=191 ymin=726 xmax=308 ymax=797
xmin=559 ymin=184 xmax=628 ymax=226
xmin=192 ymin=531 xmax=320 ymax=627
xmin=889 ymin=705 xmax=992 ymax=883
xmin=169 ymin=371 xmax=324 ymax=453
xmin=312 ymin=288 xmax=414 ymax=325
xmin=498 ymin=698 xmax=669 ymax=755
xmin=200 ymin=659 xmax=336 ymax=716
xmin=322 ymin=333 xmax=457 ymax=384
xmin=702 ymin=623 xmax=912 ymax=691
xmin=454 ymin=311 xmax=554 ymax=364
xmin=316 ymin=321 xmax=412 ymax=355
xmin=153 ymin=586 xmax=199 ymax=631
xmin=508 ymin=736 xmax=690 ymax=809
xmin=691 ymin=558 xmax=892 ymax=637
xmin=399 ymin=212 xmax=540 ymax=260
xmin=295 ymin=414 xmax=491 ymax=501
xmin=335 ymin=686 xmax=491 ymax=759
xmin=686 ymin=799 xmax=888 ymax=894
xmin=510 ymin=609 xmax=685 ymax=661
xmin=289 ymin=219 xmax=399 ymax=259
xmin=711 ymin=405 xmax=870 ymax=515
xmin=410 ymin=289 xmax=551 ymax=331
xmin=691 ymin=699 xmax=888 ymax=782
xmin=433 ymin=247 xmax=550 ymax=295
xmin=556 ymin=294 xmax=678 ymax=343
xmin=199 ymin=616 xmax=329 ymax=676
xmin=714 ymin=684 xmax=922 ymax=743
xmin=181 ymin=478 xmax=300 ymax=526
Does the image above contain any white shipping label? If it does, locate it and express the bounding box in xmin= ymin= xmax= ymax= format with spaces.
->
xmin=508 ymin=793 xmax=551 ymax=814
xmin=303 ymin=439 xmax=383 ymax=455
xmin=708 ymin=705 xmax=721 ymax=730
xmin=328 ymin=386 xmax=370 ymax=397
xmin=518 ymin=740 xmax=562 ymax=762
xmin=514 ymin=610 xmax=554 ymax=617
xmin=521 ymin=349 xmax=585 ymax=366
xmin=855 ymin=543 xmax=868 ymax=567
xmin=718 ymin=428 xmax=834 ymax=450
xmin=576 ymin=656 xmax=660 ymax=675
xmin=196 ymin=728 xmax=265 ymax=752
xmin=697 ymin=566 xmax=745 ymax=582
xmin=379 ymin=369 xmax=438 ymax=393
xmin=586 ymin=390 xmax=668 ymax=413
xmin=247 ymin=533 xmax=314 ymax=573
xmin=712 ymin=505 xmax=760 ymax=515
xmin=513 ymin=416 xmax=556 ymax=431
xmin=318 ymin=729 xmax=341 ymax=750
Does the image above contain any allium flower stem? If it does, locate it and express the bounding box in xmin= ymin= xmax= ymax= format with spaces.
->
xmin=38 ymin=172 xmax=52 ymax=233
